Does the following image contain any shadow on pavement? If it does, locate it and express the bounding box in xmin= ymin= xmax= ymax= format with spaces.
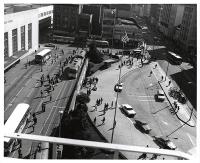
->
xmin=170 ymin=69 xmax=196 ymax=109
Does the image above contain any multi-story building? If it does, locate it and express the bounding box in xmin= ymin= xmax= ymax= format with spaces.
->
xmin=53 ymin=4 xmax=82 ymax=36
xmin=178 ymin=4 xmax=197 ymax=55
xmin=4 ymin=4 xmax=53 ymax=58
xmin=77 ymin=13 xmax=92 ymax=38
xmin=110 ymin=4 xmax=132 ymax=18
xmin=143 ymin=4 xmax=151 ymax=17
xmin=149 ymin=4 xmax=162 ymax=25
xmin=82 ymin=4 xmax=102 ymax=35
xmin=102 ymin=8 xmax=116 ymax=41
xmin=168 ymin=5 xmax=184 ymax=38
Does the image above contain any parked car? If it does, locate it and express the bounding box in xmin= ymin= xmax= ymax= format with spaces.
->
xmin=153 ymin=136 xmax=177 ymax=150
xmin=134 ymin=120 xmax=152 ymax=134
xmin=44 ymin=43 xmax=55 ymax=48
xmin=120 ymin=104 xmax=136 ymax=117
xmin=155 ymin=89 xmax=165 ymax=102
xmin=114 ymin=83 xmax=123 ymax=92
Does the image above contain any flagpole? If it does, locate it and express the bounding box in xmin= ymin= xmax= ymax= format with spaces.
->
xmin=111 ymin=9 xmax=116 ymax=54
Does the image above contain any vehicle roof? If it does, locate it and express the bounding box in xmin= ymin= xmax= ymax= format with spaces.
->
xmin=168 ymin=51 xmax=182 ymax=59
xmin=36 ymin=49 xmax=51 ymax=57
xmin=158 ymin=89 xmax=164 ymax=94
xmin=121 ymin=104 xmax=132 ymax=108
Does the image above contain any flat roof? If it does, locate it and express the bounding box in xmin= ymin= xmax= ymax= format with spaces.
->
xmin=36 ymin=49 xmax=51 ymax=57
xmin=4 ymin=4 xmax=51 ymax=15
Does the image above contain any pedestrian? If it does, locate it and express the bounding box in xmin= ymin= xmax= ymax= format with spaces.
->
xmin=137 ymin=153 xmax=147 ymax=160
xmin=154 ymin=64 xmax=157 ymax=69
xmin=102 ymin=117 xmax=105 ymax=124
xmin=40 ymin=90 xmax=43 ymax=98
xmin=49 ymin=94 xmax=52 ymax=101
xmin=149 ymin=70 xmax=153 ymax=77
xmin=161 ymin=75 xmax=164 ymax=81
xmin=168 ymin=80 xmax=171 ymax=86
xmin=28 ymin=60 xmax=31 ymax=66
xmin=150 ymin=154 xmax=158 ymax=160
xmin=100 ymin=97 xmax=103 ymax=104
xmin=93 ymin=117 xmax=96 ymax=125
xmin=42 ymin=103 xmax=46 ymax=112
xmin=94 ymin=104 xmax=97 ymax=111
xmin=18 ymin=148 xmax=23 ymax=158
xmin=18 ymin=139 xmax=22 ymax=149
xmin=40 ymin=80 xmax=43 ymax=86
xmin=33 ymin=116 xmax=37 ymax=125
xmin=4 ymin=76 xmax=6 ymax=83
xmin=37 ymin=143 xmax=42 ymax=152
xmin=111 ymin=101 xmax=113 ymax=108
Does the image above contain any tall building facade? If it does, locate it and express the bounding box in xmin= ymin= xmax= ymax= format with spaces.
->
xmin=53 ymin=4 xmax=82 ymax=36
xmin=4 ymin=4 xmax=53 ymax=58
xmin=178 ymin=4 xmax=197 ymax=54
xmin=82 ymin=5 xmax=102 ymax=35
xmin=102 ymin=8 xmax=115 ymax=41
xmin=78 ymin=13 xmax=92 ymax=38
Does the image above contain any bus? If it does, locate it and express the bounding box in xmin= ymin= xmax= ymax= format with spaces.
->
xmin=167 ymin=51 xmax=182 ymax=65
xmin=68 ymin=58 xmax=82 ymax=78
xmin=86 ymin=39 xmax=109 ymax=48
xmin=4 ymin=103 xmax=30 ymax=155
xmin=50 ymin=35 xmax=75 ymax=44
xmin=35 ymin=49 xmax=51 ymax=64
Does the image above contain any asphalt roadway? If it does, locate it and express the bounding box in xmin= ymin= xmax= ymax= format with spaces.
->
xmin=4 ymin=45 xmax=80 ymax=158
xmin=85 ymin=51 xmax=196 ymax=159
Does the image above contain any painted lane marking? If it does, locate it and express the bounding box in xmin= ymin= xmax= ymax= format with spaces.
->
xmin=45 ymin=81 xmax=73 ymax=136
xmin=186 ymin=133 xmax=195 ymax=146
xmin=42 ymin=82 xmax=67 ymax=135
xmin=16 ymin=87 xmax=24 ymax=97
xmin=161 ymin=120 xmax=168 ymax=125
xmin=27 ymin=88 xmax=34 ymax=97
xmin=25 ymin=79 xmax=31 ymax=86
xmin=5 ymin=104 xmax=12 ymax=112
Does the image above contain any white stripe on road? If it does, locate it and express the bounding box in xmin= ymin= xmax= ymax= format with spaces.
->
xmin=5 ymin=103 xmax=12 ymax=112
xmin=16 ymin=87 xmax=24 ymax=97
xmin=161 ymin=120 xmax=168 ymax=125
xmin=139 ymin=99 xmax=156 ymax=102
xmin=186 ymin=133 xmax=195 ymax=146
xmin=10 ymin=97 xmax=16 ymax=104
xmin=45 ymin=81 xmax=74 ymax=136
xmin=27 ymin=88 xmax=34 ymax=97
xmin=42 ymin=82 xmax=67 ymax=135
xmin=25 ymin=79 xmax=31 ymax=86
xmin=11 ymin=77 xmax=18 ymax=85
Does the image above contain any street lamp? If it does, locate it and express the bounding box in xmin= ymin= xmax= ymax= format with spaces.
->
xmin=59 ymin=111 xmax=64 ymax=137
xmin=111 ymin=42 xmax=123 ymax=143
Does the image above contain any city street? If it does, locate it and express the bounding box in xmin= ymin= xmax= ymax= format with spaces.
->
xmin=85 ymin=51 xmax=196 ymax=159
xmin=4 ymin=45 xmax=80 ymax=158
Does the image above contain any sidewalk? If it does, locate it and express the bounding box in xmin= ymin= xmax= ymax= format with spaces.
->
xmin=150 ymin=62 xmax=196 ymax=127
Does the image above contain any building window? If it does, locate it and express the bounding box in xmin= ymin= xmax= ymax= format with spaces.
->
xmin=28 ymin=23 xmax=32 ymax=49
xmin=4 ymin=32 xmax=8 ymax=57
xmin=21 ymin=26 xmax=25 ymax=50
xmin=12 ymin=29 xmax=18 ymax=55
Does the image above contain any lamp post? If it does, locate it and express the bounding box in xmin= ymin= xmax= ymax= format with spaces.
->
xmin=59 ymin=111 xmax=64 ymax=137
xmin=111 ymin=42 xmax=123 ymax=143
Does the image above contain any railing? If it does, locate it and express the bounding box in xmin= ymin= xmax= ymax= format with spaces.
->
xmin=4 ymin=133 xmax=193 ymax=160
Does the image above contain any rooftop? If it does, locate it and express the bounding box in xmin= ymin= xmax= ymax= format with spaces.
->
xmin=4 ymin=4 xmax=51 ymax=15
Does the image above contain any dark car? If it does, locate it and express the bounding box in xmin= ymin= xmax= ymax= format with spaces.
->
xmin=44 ymin=43 xmax=56 ymax=48
xmin=153 ymin=136 xmax=177 ymax=150
xmin=134 ymin=120 xmax=152 ymax=134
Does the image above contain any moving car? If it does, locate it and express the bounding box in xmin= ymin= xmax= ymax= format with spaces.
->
xmin=44 ymin=43 xmax=56 ymax=48
xmin=134 ymin=120 xmax=152 ymax=134
xmin=155 ymin=89 xmax=165 ymax=102
xmin=114 ymin=83 xmax=123 ymax=92
xmin=153 ymin=136 xmax=177 ymax=150
xmin=120 ymin=104 xmax=136 ymax=117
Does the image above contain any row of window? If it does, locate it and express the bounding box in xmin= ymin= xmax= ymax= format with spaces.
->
xmin=4 ymin=23 xmax=32 ymax=57
xmin=38 ymin=10 xmax=53 ymax=18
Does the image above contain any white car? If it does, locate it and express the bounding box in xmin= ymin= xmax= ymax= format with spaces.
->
xmin=155 ymin=89 xmax=165 ymax=101
xmin=114 ymin=83 xmax=123 ymax=92
xmin=120 ymin=104 xmax=136 ymax=117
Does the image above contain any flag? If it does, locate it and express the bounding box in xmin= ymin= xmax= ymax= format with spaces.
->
xmin=111 ymin=9 xmax=116 ymax=15
xmin=121 ymin=32 xmax=129 ymax=43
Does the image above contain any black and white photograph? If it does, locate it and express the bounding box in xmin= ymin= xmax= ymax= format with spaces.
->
xmin=3 ymin=0 xmax=198 ymax=160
